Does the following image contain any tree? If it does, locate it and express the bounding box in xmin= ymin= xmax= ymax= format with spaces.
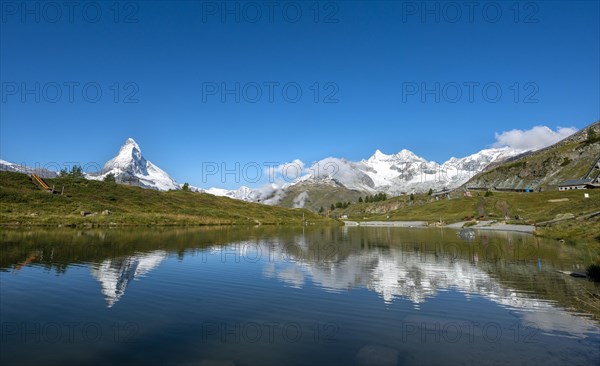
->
xmin=61 ymin=166 xmax=82 ymax=178
xmin=587 ymin=127 xmax=599 ymax=144
xmin=70 ymin=165 xmax=83 ymax=177
xmin=318 ymin=206 xmax=324 ymax=214
xmin=103 ymin=173 xmax=116 ymax=183
xmin=358 ymin=197 xmax=363 ymax=203
xmin=182 ymin=182 xmax=190 ymax=191
xmin=485 ymin=190 xmax=493 ymax=197
xmin=330 ymin=204 xmax=335 ymax=211
xmin=409 ymin=193 xmax=415 ymax=201
xmin=427 ymin=188 xmax=433 ymax=195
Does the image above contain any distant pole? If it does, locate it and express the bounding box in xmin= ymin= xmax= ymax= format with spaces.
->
xmin=61 ymin=186 xmax=64 ymax=195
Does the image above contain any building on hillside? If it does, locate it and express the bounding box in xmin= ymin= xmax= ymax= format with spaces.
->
xmin=557 ymin=178 xmax=593 ymax=191
xmin=495 ymin=187 xmax=540 ymax=192
xmin=466 ymin=187 xmax=488 ymax=191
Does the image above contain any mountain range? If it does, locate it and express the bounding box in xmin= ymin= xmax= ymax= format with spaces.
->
xmin=5 ymin=122 xmax=598 ymax=209
xmin=201 ymin=146 xmax=526 ymax=207
xmin=0 ymin=138 xmax=531 ymax=204
xmin=0 ymin=160 xmax=58 ymax=179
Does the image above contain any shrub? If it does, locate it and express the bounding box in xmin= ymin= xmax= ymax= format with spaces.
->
xmin=587 ymin=264 xmax=600 ymax=282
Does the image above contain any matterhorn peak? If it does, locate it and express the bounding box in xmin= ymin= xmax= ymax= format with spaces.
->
xmin=86 ymin=137 xmax=179 ymax=191
xmin=124 ymin=137 xmax=140 ymax=148
xmin=107 ymin=138 xmax=144 ymax=169
xmin=118 ymin=137 xmax=142 ymax=156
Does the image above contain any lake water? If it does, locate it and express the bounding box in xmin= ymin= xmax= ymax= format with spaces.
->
xmin=1 ymin=226 xmax=599 ymax=366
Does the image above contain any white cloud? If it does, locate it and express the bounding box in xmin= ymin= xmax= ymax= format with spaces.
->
xmin=255 ymin=182 xmax=288 ymax=205
xmin=492 ymin=125 xmax=578 ymax=151
xmin=265 ymin=159 xmax=306 ymax=182
xmin=292 ymin=191 xmax=309 ymax=208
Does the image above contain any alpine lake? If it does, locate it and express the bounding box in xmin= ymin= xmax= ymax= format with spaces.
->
xmin=1 ymin=226 xmax=599 ymax=366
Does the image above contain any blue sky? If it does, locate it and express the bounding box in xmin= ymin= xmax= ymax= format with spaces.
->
xmin=1 ymin=1 xmax=599 ymax=188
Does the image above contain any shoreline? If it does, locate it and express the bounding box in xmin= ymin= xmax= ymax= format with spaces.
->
xmin=342 ymin=220 xmax=427 ymax=227
xmin=343 ymin=220 xmax=536 ymax=233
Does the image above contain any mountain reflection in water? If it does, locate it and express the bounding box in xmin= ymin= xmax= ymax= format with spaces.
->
xmin=90 ymin=251 xmax=167 ymax=307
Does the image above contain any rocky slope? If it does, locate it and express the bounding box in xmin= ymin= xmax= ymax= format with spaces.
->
xmin=465 ymin=121 xmax=600 ymax=190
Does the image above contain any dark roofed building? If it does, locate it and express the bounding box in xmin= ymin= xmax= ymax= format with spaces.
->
xmin=558 ymin=178 xmax=593 ymax=191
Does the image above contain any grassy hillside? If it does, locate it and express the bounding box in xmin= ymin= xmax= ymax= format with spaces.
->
xmin=466 ymin=121 xmax=600 ymax=190
xmin=277 ymin=181 xmax=364 ymax=211
xmin=334 ymin=190 xmax=599 ymax=223
xmin=0 ymin=171 xmax=337 ymax=226
xmin=535 ymin=215 xmax=600 ymax=244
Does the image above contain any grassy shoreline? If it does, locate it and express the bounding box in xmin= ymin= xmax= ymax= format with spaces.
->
xmin=329 ymin=189 xmax=600 ymax=244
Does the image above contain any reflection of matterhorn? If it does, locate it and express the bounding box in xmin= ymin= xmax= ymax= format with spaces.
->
xmin=90 ymin=251 xmax=167 ymax=307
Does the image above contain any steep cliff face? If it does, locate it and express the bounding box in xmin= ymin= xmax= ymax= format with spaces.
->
xmin=465 ymin=121 xmax=600 ymax=190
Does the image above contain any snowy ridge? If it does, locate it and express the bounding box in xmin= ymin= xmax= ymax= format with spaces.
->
xmin=297 ymin=146 xmax=524 ymax=196
xmin=0 ymin=159 xmax=58 ymax=178
xmin=206 ymin=183 xmax=289 ymax=204
xmin=206 ymin=146 xmax=523 ymax=205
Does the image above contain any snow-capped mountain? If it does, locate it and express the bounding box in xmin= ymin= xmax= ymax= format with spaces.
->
xmin=296 ymin=146 xmax=524 ymax=195
xmin=202 ymin=147 xmax=524 ymax=204
xmin=87 ymin=138 xmax=179 ymax=191
xmin=206 ymin=186 xmax=255 ymax=200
